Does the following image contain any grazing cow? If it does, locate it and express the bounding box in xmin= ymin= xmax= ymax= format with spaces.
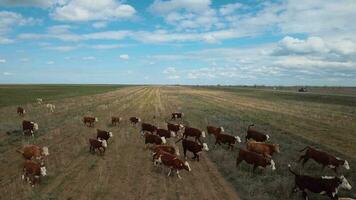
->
xmin=16 ymin=145 xmax=49 ymax=164
xmin=46 ymin=104 xmax=55 ymax=112
xmin=150 ymin=145 xmax=180 ymax=156
xmin=22 ymin=120 xmax=39 ymax=136
xmin=129 ymin=117 xmax=141 ymax=125
xmin=17 ymin=107 xmax=26 ymax=116
xmin=153 ymin=151 xmax=191 ymax=179
xmin=36 ymin=98 xmax=43 ymax=104
xmin=167 ymin=122 xmax=184 ymax=136
xmin=22 ymin=160 xmax=47 ymax=187
xmin=246 ymin=141 xmax=280 ymax=158
xmin=214 ymin=133 xmax=241 ymax=150
xmin=288 ymin=164 xmax=352 ymax=200
xmin=171 ymin=112 xmax=184 ymax=120
xmin=236 ymin=148 xmax=276 ymax=171
xmin=141 ymin=123 xmax=158 ymax=135
xmin=96 ymin=129 xmax=113 ymax=142
xmin=144 ymin=133 xmax=166 ymax=145
xmin=207 ymin=125 xmax=224 ymax=136
xmin=156 ymin=128 xmax=176 ymax=138
xmin=245 ymin=124 xmax=269 ymax=142
xmin=83 ymin=116 xmax=98 ymax=127
xmin=89 ymin=138 xmax=107 ymax=155
xmin=299 ymin=146 xmax=350 ymax=172
xmin=181 ymin=139 xmax=209 ymax=161
xmin=182 ymin=126 xmax=206 ymax=143
xmin=111 ymin=116 xmax=122 ymax=126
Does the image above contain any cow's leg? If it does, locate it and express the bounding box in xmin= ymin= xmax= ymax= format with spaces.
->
xmin=333 ymin=167 xmax=338 ymax=173
xmin=298 ymin=154 xmax=305 ymax=162
xmin=183 ymin=147 xmax=187 ymax=159
xmin=167 ymin=169 xmax=172 ymax=177
xmin=302 ymin=191 xmax=308 ymax=200
xmin=301 ymin=157 xmax=309 ymax=166
xmin=176 ymin=170 xmax=182 ymax=179
xmin=196 ymin=153 xmax=200 ymax=162
xmin=236 ymin=158 xmax=242 ymax=167
xmin=252 ymin=165 xmax=258 ymax=172
xmin=291 ymin=185 xmax=298 ymax=194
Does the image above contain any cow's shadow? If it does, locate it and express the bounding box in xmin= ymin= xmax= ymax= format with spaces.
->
xmin=6 ymin=129 xmax=22 ymax=135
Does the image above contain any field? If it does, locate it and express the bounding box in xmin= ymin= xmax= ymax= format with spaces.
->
xmin=0 ymin=85 xmax=355 ymax=200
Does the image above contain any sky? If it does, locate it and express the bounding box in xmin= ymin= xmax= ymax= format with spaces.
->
xmin=0 ymin=0 xmax=355 ymax=86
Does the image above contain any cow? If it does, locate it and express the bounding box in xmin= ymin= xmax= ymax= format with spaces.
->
xmin=89 ymin=138 xmax=107 ymax=155
xmin=83 ymin=116 xmax=98 ymax=127
xmin=144 ymin=133 xmax=166 ymax=145
xmin=129 ymin=117 xmax=141 ymax=125
xmin=22 ymin=120 xmax=39 ymax=136
xmin=181 ymin=139 xmax=209 ymax=161
xmin=156 ymin=128 xmax=176 ymax=138
xmin=214 ymin=133 xmax=241 ymax=150
xmin=246 ymin=141 xmax=280 ymax=158
xmin=16 ymin=144 xmax=49 ymax=165
xmin=207 ymin=125 xmax=224 ymax=136
xmin=245 ymin=124 xmax=270 ymax=142
xmin=36 ymin=98 xmax=43 ymax=104
xmin=17 ymin=107 xmax=26 ymax=116
xmin=46 ymin=103 xmax=55 ymax=112
xmin=96 ymin=129 xmax=113 ymax=143
xmin=153 ymin=151 xmax=191 ymax=179
xmin=171 ymin=112 xmax=184 ymax=120
xmin=111 ymin=116 xmax=122 ymax=126
xmin=182 ymin=126 xmax=206 ymax=143
xmin=150 ymin=144 xmax=180 ymax=156
xmin=22 ymin=160 xmax=47 ymax=187
xmin=298 ymin=146 xmax=350 ymax=172
xmin=288 ymin=164 xmax=352 ymax=200
xmin=236 ymin=148 xmax=276 ymax=171
xmin=167 ymin=122 xmax=184 ymax=137
xmin=141 ymin=123 xmax=158 ymax=135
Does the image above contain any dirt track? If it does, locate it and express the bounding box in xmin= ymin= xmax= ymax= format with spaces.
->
xmin=0 ymin=87 xmax=240 ymax=200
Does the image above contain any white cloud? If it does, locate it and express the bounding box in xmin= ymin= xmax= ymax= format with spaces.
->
xmin=51 ymin=0 xmax=136 ymax=21
xmin=0 ymin=0 xmax=59 ymax=8
xmin=91 ymin=44 xmax=122 ymax=49
xmin=163 ymin=67 xmax=176 ymax=74
xmin=46 ymin=45 xmax=79 ymax=51
xmin=46 ymin=61 xmax=54 ymax=65
xmin=0 ymin=59 xmax=6 ymax=63
xmin=167 ymin=75 xmax=180 ymax=80
xmin=82 ymin=56 xmax=96 ymax=60
xmin=149 ymin=0 xmax=211 ymax=13
xmin=92 ymin=21 xmax=107 ymax=29
xmin=119 ymin=54 xmax=129 ymax=60
xmin=3 ymin=72 xmax=12 ymax=76
xmin=219 ymin=3 xmax=242 ymax=16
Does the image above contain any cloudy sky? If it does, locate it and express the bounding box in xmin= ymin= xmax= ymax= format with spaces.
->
xmin=0 ymin=0 xmax=355 ymax=85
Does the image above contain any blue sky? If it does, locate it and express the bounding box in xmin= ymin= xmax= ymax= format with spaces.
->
xmin=0 ymin=0 xmax=355 ymax=85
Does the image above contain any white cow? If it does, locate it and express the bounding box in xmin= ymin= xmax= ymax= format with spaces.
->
xmin=46 ymin=104 xmax=55 ymax=112
xmin=36 ymin=98 xmax=43 ymax=104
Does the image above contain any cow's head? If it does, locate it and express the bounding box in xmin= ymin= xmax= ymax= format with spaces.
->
xmin=23 ymin=109 xmax=26 ymax=114
xmin=109 ymin=132 xmax=113 ymax=138
xmin=170 ymin=131 xmax=176 ymax=138
xmin=220 ymin=127 xmax=224 ymax=132
xmin=95 ymin=117 xmax=98 ymax=122
xmin=40 ymin=166 xmax=47 ymax=176
xmin=202 ymin=143 xmax=209 ymax=151
xmin=201 ymin=131 xmax=206 ymax=138
xmin=273 ymin=144 xmax=280 ymax=153
xmin=101 ymin=140 xmax=108 ymax=148
xmin=270 ymin=159 xmax=276 ymax=171
xmin=339 ymin=175 xmax=352 ymax=190
xmin=184 ymin=161 xmax=191 ymax=172
xmin=235 ymin=136 xmax=242 ymax=143
xmin=179 ymin=124 xmax=184 ymax=130
xmin=138 ymin=118 xmax=141 ymax=122
xmin=33 ymin=123 xmax=39 ymax=130
xmin=342 ymin=159 xmax=350 ymax=170
xmin=153 ymin=155 xmax=162 ymax=166
xmin=161 ymin=137 xmax=167 ymax=144
xmin=266 ymin=134 xmax=270 ymax=141
xmin=42 ymin=147 xmax=49 ymax=156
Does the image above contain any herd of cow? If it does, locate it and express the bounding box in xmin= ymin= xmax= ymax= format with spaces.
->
xmin=14 ymin=102 xmax=353 ymax=199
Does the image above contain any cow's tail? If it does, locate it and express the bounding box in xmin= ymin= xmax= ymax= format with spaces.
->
xmin=299 ymin=146 xmax=310 ymax=152
xmin=175 ymin=137 xmax=183 ymax=144
xmin=288 ymin=164 xmax=298 ymax=176
xmin=16 ymin=149 xmax=24 ymax=154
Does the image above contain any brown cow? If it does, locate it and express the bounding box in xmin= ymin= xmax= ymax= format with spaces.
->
xmin=144 ymin=133 xmax=166 ymax=145
xmin=236 ymin=148 xmax=276 ymax=171
xmin=171 ymin=112 xmax=184 ymax=120
xmin=207 ymin=125 xmax=224 ymax=136
xmin=16 ymin=145 xmax=49 ymax=165
xmin=150 ymin=144 xmax=180 ymax=156
xmin=181 ymin=139 xmax=209 ymax=161
xmin=182 ymin=126 xmax=206 ymax=143
xmin=153 ymin=151 xmax=191 ymax=179
xmin=214 ymin=133 xmax=241 ymax=150
xmin=289 ymin=164 xmax=352 ymax=200
xmin=111 ymin=116 xmax=122 ymax=126
xmin=83 ymin=116 xmax=98 ymax=127
xmin=22 ymin=160 xmax=47 ymax=187
xmin=141 ymin=123 xmax=157 ymax=135
xmin=22 ymin=120 xmax=39 ymax=136
xmin=17 ymin=107 xmax=26 ymax=116
xmin=129 ymin=117 xmax=141 ymax=125
xmin=245 ymin=124 xmax=270 ymax=142
xmin=298 ymin=146 xmax=350 ymax=172
xmin=89 ymin=138 xmax=107 ymax=155
xmin=167 ymin=122 xmax=184 ymax=136
xmin=96 ymin=129 xmax=113 ymax=142
xmin=156 ymin=128 xmax=176 ymax=138
xmin=246 ymin=141 xmax=280 ymax=158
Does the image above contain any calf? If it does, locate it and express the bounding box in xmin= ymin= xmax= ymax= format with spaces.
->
xmin=141 ymin=123 xmax=157 ymax=135
xmin=167 ymin=122 xmax=184 ymax=136
xmin=288 ymin=164 xmax=352 ymax=200
xmin=129 ymin=117 xmax=141 ymax=125
xmin=22 ymin=160 xmax=47 ymax=187
xmin=156 ymin=128 xmax=176 ymax=138
xmin=16 ymin=144 xmax=49 ymax=165
xmin=171 ymin=112 xmax=184 ymax=120
xmin=207 ymin=125 xmax=224 ymax=136
xmin=111 ymin=116 xmax=122 ymax=126
xmin=182 ymin=126 xmax=206 ymax=143
xmin=36 ymin=98 xmax=43 ymax=104
xmin=181 ymin=139 xmax=209 ymax=161
xmin=144 ymin=133 xmax=166 ymax=145
xmin=236 ymin=148 xmax=276 ymax=171
xmin=17 ymin=107 xmax=26 ymax=116
xmin=215 ymin=133 xmax=241 ymax=150
xmin=97 ymin=129 xmax=113 ymax=142
xmin=299 ymin=146 xmax=350 ymax=172
xmin=83 ymin=116 xmax=98 ymax=127
xmin=246 ymin=141 xmax=280 ymax=158
xmin=153 ymin=151 xmax=191 ymax=179
xmin=89 ymin=138 xmax=107 ymax=155
xmin=46 ymin=103 xmax=55 ymax=112
xmin=245 ymin=124 xmax=269 ymax=142
xmin=22 ymin=120 xmax=39 ymax=136
xmin=150 ymin=144 xmax=180 ymax=156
